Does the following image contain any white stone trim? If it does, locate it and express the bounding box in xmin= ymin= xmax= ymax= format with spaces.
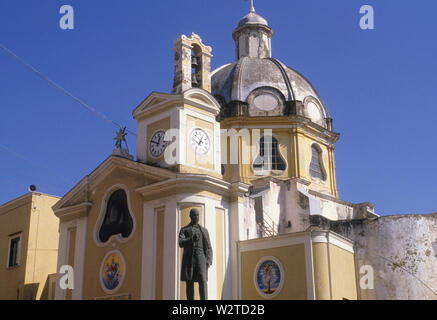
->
xmin=239 ymin=234 xmax=307 ymax=253
xmin=163 ymin=198 xmax=178 ymax=300
xmin=72 ymin=217 xmax=87 ymax=300
xmin=141 ymin=204 xmax=156 ymax=300
xmin=305 ymin=235 xmax=315 ymax=300
xmin=55 ymin=221 xmax=73 ymax=300
xmin=311 ymin=230 xmax=355 ymax=254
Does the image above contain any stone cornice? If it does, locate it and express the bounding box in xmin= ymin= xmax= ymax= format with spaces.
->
xmin=53 ymin=156 xmax=176 ymax=212
xmin=53 ymin=202 xmax=92 ymax=221
xmin=0 ymin=193 xmax=33 ymax=216
xmin=220 ymin=115 xmax=340 ymax=144
xmin=0 ymin=192 xmax=60 ymax=216
xmin=133 ymin=89 xmax=221 ymax=122
xmin=136 ymin=174 xmax=232 ymax=199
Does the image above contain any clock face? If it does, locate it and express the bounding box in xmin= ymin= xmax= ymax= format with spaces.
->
xmin=190 ymin=128 xmax=210 ymax=155
xmin=149 ymin=130 xmax=168 ymax=158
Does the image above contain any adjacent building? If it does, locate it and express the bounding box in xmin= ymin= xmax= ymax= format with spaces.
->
xmin=0 ymin=192 xmax=60 ymax=300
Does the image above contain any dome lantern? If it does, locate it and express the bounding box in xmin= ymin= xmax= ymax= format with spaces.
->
xmin=233 ymin=2 xmax=273 ymax=60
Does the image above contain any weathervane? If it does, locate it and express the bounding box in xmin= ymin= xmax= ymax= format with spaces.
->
xmin=115 ymin=127 xmax=128 ymax=149
xmin=113 ymin=127 xmax=133 ymax=160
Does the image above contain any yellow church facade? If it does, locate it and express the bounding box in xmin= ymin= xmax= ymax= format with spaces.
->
xmin=49 ymin=6 xmax=361 ymax=301
xmin=10 ymin=4 xmax=433 ymax=301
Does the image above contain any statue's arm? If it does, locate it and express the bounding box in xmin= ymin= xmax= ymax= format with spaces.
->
xmin=178 ymin=228 xmax=192 ymax=248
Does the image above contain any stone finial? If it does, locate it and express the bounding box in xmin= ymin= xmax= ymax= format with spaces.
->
xmin=250 ymin=0 xmax=255 ymax=13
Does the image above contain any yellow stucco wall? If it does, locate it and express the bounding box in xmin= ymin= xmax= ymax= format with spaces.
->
xmin=312 ymin=243 xmax=357 ymax=300
xmin=240 ymin=244 xmax=307 ymax=300
xmin=81 ymin=168 xmax=145 ymax=300
xmin=0 ymin=193 xmax=60 ymax=300
xmin=24 ymin=194 xmax=60 ymax=300
xmin=0 ymin=195 xmax=32 ymax=300
xmin=296 ymin=133 xmax=337 ymax=197
xmin=220 ymin=123 xmax=338 ymax=196
xmin=312 ymin=243 xmax=331 ymax=300
xmin=329 ymin=244 xmax=357 ymax=300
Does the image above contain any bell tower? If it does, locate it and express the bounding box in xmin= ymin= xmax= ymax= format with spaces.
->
xmin=134 ymin=33 xmax=222 ymax=177
xmin=172 ymin=33 xmax=213 ymax=94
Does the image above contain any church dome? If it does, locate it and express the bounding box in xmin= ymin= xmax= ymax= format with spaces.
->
xmin=211 ymin=5 xmax=332 ymax=129
xmin=212 ymin=57 xmax=325 ymax=108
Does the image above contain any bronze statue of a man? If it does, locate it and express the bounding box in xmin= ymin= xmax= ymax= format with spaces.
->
xmin=178 ymin=208 xmax=212 ymax=300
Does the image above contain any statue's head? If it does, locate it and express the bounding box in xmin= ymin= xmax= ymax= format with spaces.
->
xmin=189 ymin=208 xmax=200 ymax=225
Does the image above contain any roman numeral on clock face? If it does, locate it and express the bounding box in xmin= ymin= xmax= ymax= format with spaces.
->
xmin=149 ymin=130 xmax=168 ymax=158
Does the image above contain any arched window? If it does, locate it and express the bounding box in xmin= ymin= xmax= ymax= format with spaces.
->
xmin=253 ymin=136 xmax=286 ymax=173
xmin=99 ymin=189 xmax=134 ymax=243
xmin=310 ymin=145 xmax=325 ymax=180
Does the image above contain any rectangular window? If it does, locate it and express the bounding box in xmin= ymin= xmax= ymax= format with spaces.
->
xmin=8 ymin=235 xmax=21 ymax=268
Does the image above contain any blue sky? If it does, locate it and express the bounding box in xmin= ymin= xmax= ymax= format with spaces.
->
xmin=0 ymin=0 xmax=436 ymax=215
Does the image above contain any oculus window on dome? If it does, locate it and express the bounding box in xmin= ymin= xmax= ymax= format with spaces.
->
xmin=254 ymin=94 xmax=278 ymax=111
xmin=253 ymin=136 xmax=286 ymax=173
xmin=307 ymin=101 xmax=322 ymax=123
xmin=98 ymin=189 xmax=134 ymax=243
xmin=310 ymin=145 xmax=326 ymax=181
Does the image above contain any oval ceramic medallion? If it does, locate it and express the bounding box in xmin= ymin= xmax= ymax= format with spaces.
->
xmin=100 ymin=250 xmax=125 ymax=294
xmin=254 ymin=256 xmax=284 ymax=298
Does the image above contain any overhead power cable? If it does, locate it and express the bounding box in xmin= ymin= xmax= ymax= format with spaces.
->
xmin=0 ymin=43 xmax=137 ymax=137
